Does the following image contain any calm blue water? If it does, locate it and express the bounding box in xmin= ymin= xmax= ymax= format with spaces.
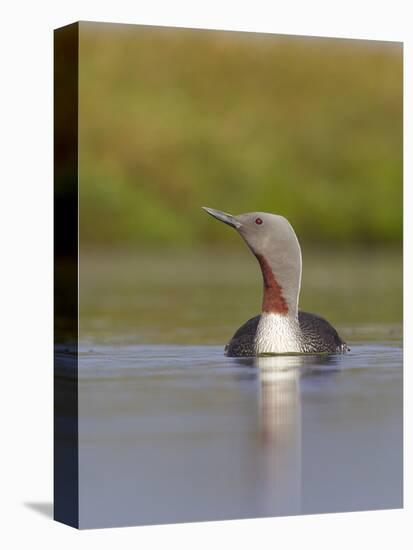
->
xmin=58 ymin=342 xmax=404 ymax=528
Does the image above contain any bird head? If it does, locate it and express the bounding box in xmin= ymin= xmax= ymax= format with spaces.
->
xmin=202 ymin=207 xmax=302 ymax=316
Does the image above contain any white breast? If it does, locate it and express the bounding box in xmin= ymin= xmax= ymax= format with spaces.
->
xmin=254 ymin=313 xmax=302 ymax=354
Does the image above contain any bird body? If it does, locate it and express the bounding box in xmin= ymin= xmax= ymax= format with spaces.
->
xmin=225 ymin=311 xmax=348 ymax=357
xmin=202 ymin=207 xmax=348 ymax=357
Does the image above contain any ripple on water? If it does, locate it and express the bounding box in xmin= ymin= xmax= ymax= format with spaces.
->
xmin=54 ymin=342 xmax=402 ymax=381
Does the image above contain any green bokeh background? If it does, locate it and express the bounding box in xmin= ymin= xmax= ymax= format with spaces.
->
xmin=78 ymin=23 xmax=402 ymax=248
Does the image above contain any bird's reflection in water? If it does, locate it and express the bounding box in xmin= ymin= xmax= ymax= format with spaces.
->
xmin=253 ymin=354 xmax=339 ymax=516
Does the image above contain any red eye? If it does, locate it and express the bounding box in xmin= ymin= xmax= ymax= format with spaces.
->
xmin=255 ymin=218 xmax=263 ymax=225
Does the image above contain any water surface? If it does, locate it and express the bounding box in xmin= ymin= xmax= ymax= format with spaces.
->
xmin=69 ymin=342 xmax=403 ymax=528
xmin=70 ymin=249 xmax=403 ymax=528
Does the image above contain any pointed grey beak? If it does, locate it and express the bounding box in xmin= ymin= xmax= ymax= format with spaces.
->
xmin=202 ymin=207 xmax=241 ymax=229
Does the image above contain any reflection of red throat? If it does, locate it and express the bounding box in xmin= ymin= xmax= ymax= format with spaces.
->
xmin=255 ymin=254 xmax=289 ymax=314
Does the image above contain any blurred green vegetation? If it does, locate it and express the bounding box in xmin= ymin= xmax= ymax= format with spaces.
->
xmin=78 ymin=23 xmax=402 ymax=247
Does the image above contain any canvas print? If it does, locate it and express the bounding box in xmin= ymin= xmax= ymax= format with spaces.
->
xmin=54 ymin=21 xmax=403 ymax=529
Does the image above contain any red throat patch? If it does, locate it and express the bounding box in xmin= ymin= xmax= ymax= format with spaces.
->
xmin=255 ymin=254 xmax=289 ymax=314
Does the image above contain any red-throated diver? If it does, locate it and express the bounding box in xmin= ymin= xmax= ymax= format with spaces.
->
xmin=202 ymin=207 xmax=349 ymax=357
